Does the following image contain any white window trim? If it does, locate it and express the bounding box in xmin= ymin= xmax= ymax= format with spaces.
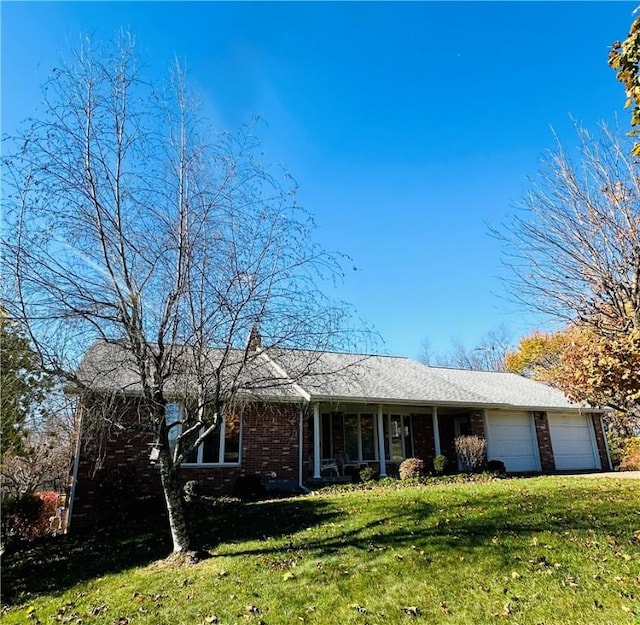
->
xmin=166 ymin=403 xmax=242 ymax=467
xmin=384 ymin=413 xmax=413 ymax=462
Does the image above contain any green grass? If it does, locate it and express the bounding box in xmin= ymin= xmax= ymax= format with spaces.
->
xmin=2 ymin=477 xmax=639 ymax=624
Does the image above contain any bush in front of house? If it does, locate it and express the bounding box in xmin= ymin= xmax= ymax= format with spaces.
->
xmin=359 ymin=466 xmax=377 ymax=482
xmin=454 ymin=435 xmax=487 ymax=473
xmin=487 ymin=459 xmax=506 ymax=476
xmin=433 ymin=454 xmax=448 ymax=475
xmin=0 ymin=491 xmax=59 ymax=549
xmin=619 ymin=437 xmax=640 ymax=471
xmin=183 ymin=480 xmax=200 ymax=504
xmin=399 ymin=457 xmax=425 ymax=480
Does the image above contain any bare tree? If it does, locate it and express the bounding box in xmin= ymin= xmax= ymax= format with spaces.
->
xmin=1 ymin=34 xmax=369 ymax=554
xmin=497 ymin=124 xmax=640 ymax=337
xmin=419 ymin=325 xmax=512 ymax=372
xmin=1 ymin=406 xmax=76 ymax=499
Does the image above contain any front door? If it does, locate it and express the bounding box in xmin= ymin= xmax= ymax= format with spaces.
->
xmin=453 ymin=416 xmax=472 ymax=470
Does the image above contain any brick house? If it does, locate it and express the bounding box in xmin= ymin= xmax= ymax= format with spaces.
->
xmin=67 ymin=341 xmax=611 ymax=531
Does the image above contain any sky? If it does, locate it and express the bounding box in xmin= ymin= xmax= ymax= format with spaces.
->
xmin=1 ymin=1 xmax=636 ymax=359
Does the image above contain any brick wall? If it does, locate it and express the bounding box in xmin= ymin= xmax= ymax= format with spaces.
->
xmin=469 ymin=411 xmax=485 ymax=438
xmin=69 ymin=399 xmax=301 ymax=532
xmin=412 ymin=414 xmax=435 ymax=466
xmin=533 ymin=411 xmax=555 ymax=472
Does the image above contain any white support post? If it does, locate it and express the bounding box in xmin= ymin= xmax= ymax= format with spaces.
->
xmin=377 ymin=405 xmax=387 ymax=477
xmin=313 ymin=403 xmax=321 ymax=479
xmin=432 ymin=406 xmax=441 ymax=457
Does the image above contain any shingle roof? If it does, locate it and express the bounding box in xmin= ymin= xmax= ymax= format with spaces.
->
xmin=276 ymin=349 xmax=586 ymax=411
xmin=77 ymin=341 xmax=592 ymax=412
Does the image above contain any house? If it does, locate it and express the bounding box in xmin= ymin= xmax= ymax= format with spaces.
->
xmin=67 ymin=340 xmax=611 ymax=531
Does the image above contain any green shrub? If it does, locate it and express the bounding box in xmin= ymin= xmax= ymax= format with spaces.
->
xmin=399 ymin=458 xmax=425 ymax=480
xmin=359 ymin=466 xmax=376 ymax=482
xmin=433 ymin=454 xmax=448 ymax=474
xmin=606 ymin=431 xmax=626 ymax=468
xmin=183 ymin=480 xmax=200 ymax=503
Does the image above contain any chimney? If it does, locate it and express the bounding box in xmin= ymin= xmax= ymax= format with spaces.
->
xmin=247 ymin=325 xmax=262 ymax=352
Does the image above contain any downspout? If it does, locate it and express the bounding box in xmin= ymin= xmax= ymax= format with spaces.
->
xmin=66 ymin=405 xmax=84 ymax=534
xmin=298 ymin=403 xmax=310 ymax=492
xmin=601 ymin=414 xmax=613 ymax=471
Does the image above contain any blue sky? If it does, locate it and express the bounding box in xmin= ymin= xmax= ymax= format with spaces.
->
xmin=1 ymin=1 xmax=636 ymax=358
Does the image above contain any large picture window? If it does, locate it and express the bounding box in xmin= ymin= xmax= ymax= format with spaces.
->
xmin=165 ymin=403 xmax=241 ymax=466
xmin=320 ymin=411 xmax=414 ymax=462
xmin=321 ymin=412 xmax=378 ymax=462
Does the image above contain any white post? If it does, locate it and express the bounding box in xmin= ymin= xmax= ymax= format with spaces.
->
xmin=313 ymin=403 xmax=321 ymax=478
xmin=432 ymin=406 xmax=441 ymax=457
xmin=377 ymin=405 xmax=387 ymax=477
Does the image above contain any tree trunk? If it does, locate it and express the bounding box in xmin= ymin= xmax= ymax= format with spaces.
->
xmin=158 ymin=449 xmax=190 ymax=553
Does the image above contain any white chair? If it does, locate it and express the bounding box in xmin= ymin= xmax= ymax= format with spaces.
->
xmin=320 ymin=457 xmax=339 ymax=476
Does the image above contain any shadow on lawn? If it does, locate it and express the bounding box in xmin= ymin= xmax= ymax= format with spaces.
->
xmin=214 ymin=484 xmax=639 ymax=562
xmin=1 ymin=496 xmax=340 ymax=605
xmin=3 ymin=482 xmax=637 ymax=605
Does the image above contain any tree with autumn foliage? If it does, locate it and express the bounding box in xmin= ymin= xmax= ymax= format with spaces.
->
xmin=504 ymin=331 xmax=565 ymax=384
xmin=497 ymin=16 xmax=640 ymax=433
xmin=609 ymin=11 xmax=640 ymax=155
xmin=506 ymin=326 xmax=639 ymax=437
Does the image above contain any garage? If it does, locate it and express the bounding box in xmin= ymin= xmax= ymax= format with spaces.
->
xmin=548 ymin=413 xmax=600 ymax=471
xmin=485 ymin=410 xmax=540 ymax=472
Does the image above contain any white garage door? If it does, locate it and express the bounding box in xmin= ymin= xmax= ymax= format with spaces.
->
xmin=485 ymin=411 xmax=539 ymax=472
xmin=548 ymin=413 xmax=600 ymax=471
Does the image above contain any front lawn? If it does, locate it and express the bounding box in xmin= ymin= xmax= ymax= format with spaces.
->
xmin=2 ymin=476 xmax=639 ymax=624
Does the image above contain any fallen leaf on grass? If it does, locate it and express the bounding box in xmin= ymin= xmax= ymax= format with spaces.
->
xmin=401 ymin=606 xmax=421 ymax=617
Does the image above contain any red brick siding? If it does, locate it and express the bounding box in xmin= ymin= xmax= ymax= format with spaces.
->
xmin=590 ymin=413 xmax=611 ymax=470
xmin=69 ymin=400 xmax=301 ymax=532
xmin=469 ymin=411 xmax=485 ymax=438
xmin=412 ymin=414 xmax=435 ymax=467
xmin=533 ymin=411 xmax=555 ymax=472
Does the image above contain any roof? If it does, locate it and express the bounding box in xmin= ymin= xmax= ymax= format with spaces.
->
xmin=76 ymin=340 xmax=593 ymax=412
xmin=277 ymin=349 xmax=588 ymax=411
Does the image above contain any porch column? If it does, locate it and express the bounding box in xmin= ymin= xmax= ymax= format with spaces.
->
xmin=313 ymin=403 xmax=321 ymax=478
xmin=432 ymin=407 xmax=441 ymax=457
xmin=377 ymin=405 xmax=387 ymax=477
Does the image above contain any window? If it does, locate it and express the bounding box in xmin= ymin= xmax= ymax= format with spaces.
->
xmin=165 ymin=403 xmax=181 ymax=458
xmin=165 ymin=403 xmax=241 ymax=465
xmin=383 ymin=414 xmax=413 ymax=461
xmin=321 ymin=412 xmax=378 ymax=462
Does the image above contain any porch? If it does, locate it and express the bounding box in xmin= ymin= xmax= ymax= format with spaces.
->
xmin=304 ymin=404 xmax=486 ymax=480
